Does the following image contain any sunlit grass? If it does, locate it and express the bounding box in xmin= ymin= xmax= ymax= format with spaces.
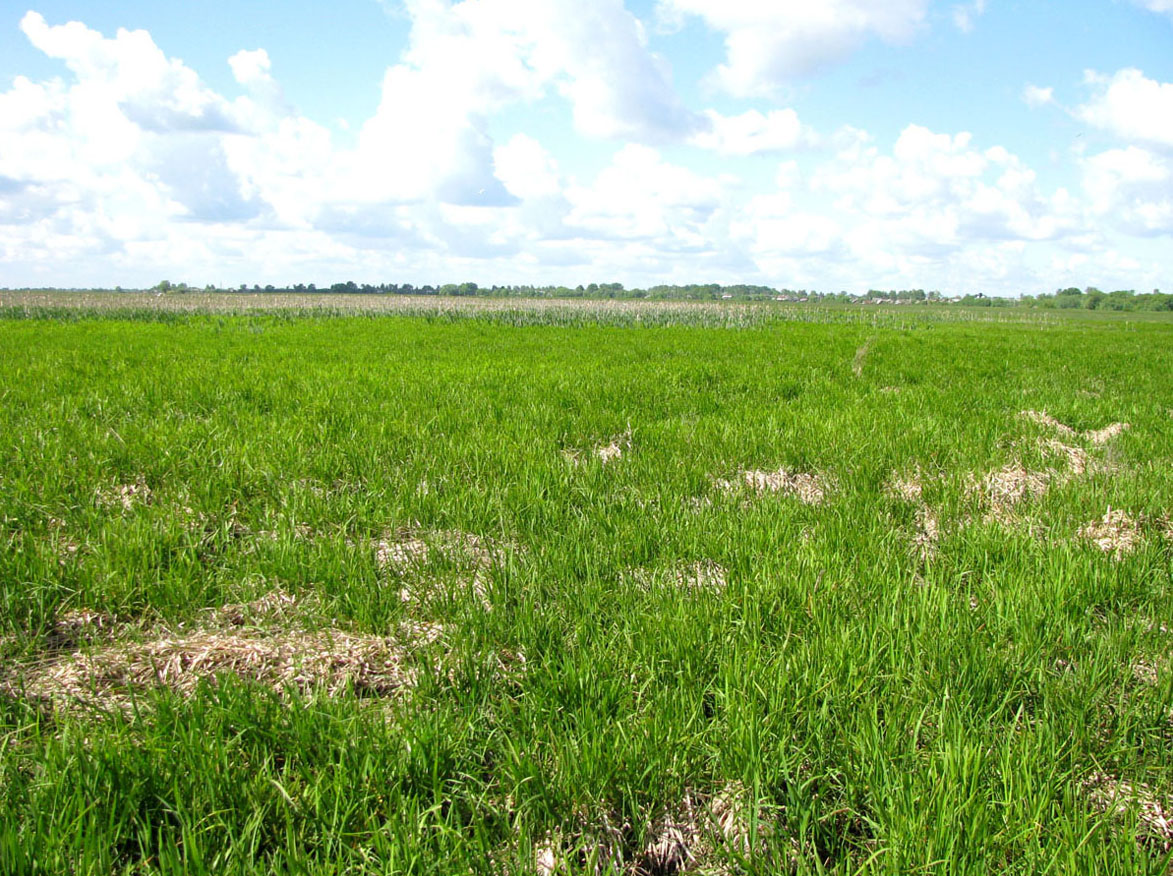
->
xmin=1 ymin=307 xmax=1171 ymax=874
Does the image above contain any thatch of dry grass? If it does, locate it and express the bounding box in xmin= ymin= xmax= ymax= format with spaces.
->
xmin=714 ymin=468 xmax=830 ymax=505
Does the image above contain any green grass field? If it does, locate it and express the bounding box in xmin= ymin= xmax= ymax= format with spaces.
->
xmin=1 ymin=302 xmax=1172 ymax=874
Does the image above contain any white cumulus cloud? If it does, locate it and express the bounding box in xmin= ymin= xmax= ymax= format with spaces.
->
xmin=1130 ymin=0 xmax=1173 ymax=16
xmin=1022 ymin=84 xmax=1054 ymax=107
xmin=952 ymin=0 xmax=987 ymax=32
xmin=691 ymin=108 xmax=816 ymax=154
xmin=655 ymin=0 xmax=930 ymax=96
xmin=1076 ymin=68 xmax=1173 ymax=149
xmin=1081 ymin=146 xmax=1173 ymax=235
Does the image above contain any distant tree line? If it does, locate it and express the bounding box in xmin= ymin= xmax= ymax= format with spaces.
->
xmin=1019 ymin=287 xmax=1173 ymax=311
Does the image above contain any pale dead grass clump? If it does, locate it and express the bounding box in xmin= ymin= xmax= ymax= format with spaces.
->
xmin=911 ymin=507 xmax=941 ymax=560
xmin=535 ymin=811 xmax=627 ymax=876
xmin=375 ymin=534 xmax=431 ymax=573
xmin=13 ymin=623 xmax=441 ymax=713
xmin=48 ymin=608 xmax=121 ymax=648
xmin=375 ymin=527 xmax=515 ymax=574
xmin=961 ymin=418 xmax=1120 ymax=537
xmin=1020 ymin=410 xmax=1078 ymax=437
xmin=204 ymin=589 xmax=313 ymax=628
xmin=565 ymin=427 xmax=633 ymax=466
xmin=7 ymin=589 xmax=443 ymax=713
xmin=374 ymin=527 xmax=521 ymax=610
xmin=1085 ymin=422 xmax=1130 ymax=445
xmin=1037 ymin=438 xmax=1094 ymax=476
xmin=961 ymin=463 xmax=1054 ymax=534
xmin=886 ymin=469 xmax=924 ymax=503
xmin=95 ymin=479 xmax=152 ymax=512
xmin=255 ymin=523 xmax=316 ymax=543
xmin=852 ymin=338 xmax=872 ymax=378
xmin=885 ymin=469 xmax=946 ymax=560
xmin=1019 ymin=410 xmax=1130 ymax=446
xmin=46 ymin=517 xmax=83 ymax=565
xmin=595 ymin=433 xmax=630 ymax=465
xmin=624 ymin=560 xmax=728 ymax=594
xmin=533 ymin=783 xmax=783 ymax=875
xmin=671 ymin=560 xmax=728 ymax=592
xmin=1086 ymin=772 xmax=1173 ymax=852
xmin=1132 ymin=660 xmax=1160 ymax=686
xmin=640 ymin=795 xmax=705 ymax=873
xmin=1078 ymin=508 xmax=1143 ymax=558
xmin=978 ymin=463 xmax=1052 ymax=510
xmin=715 ymin=468 xmax=829 ymax=505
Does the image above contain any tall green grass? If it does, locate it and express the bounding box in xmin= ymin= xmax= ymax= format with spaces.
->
xmin=1 ymin=310 xmax=1171 ymax=874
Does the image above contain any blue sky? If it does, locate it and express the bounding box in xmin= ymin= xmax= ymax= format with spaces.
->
xmin=1 ymin=1 xmax=1171 ymax=294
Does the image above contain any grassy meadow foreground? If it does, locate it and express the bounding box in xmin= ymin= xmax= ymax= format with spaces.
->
xmin=1 ymin=301 xmax=1172 ymax=874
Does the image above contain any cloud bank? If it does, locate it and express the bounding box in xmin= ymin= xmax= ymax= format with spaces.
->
xmin=0 ymin=5 xmax=1171 ymax=295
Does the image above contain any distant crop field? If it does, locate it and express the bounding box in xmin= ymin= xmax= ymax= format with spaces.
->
xmin=1 ymin=307 xmax=1172 ymax=874
xmin=0 ymin=289 xmax=1084 ymax=329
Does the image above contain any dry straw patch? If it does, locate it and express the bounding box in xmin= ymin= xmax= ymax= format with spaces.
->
xmin=373 ymin=527 xmax=521 ymax=610
xmin=1131 ymin=659 xmax=1161 ymax=686
xmin=535 ymin=811 xmax=627 ymax=876
xmin=1085 ymin=422 xmax=1130 ymax=445
xmin=623 ymin=560 xmax=728 ymax=593
xmin=203 ymin=589 xmax=314 ymax=628
xmin=852 ymin=338 xmax=873 ymax=378
xmin=47 ymin=608 xmax=122 ymax=649
xmin=95 ymin=478 xmax=152 ymax=512
xmin=1020 ymin=410 xmax=1077 ymax=437
xmin=565 ymin=426 xmax=634 ymax=466
xmin=375 ymin=527 xmax=515 ymax=574
xmin=962 ymin=412 xmax=1126 ymax=527
xmin=1037 ymin=438 xmax=1094 ymax=476
xmin=45 ymin=516 xmax=84 ymax=565
xmin=885 ymin=469 xmax=945 ymax=560
xmin=715 ymin=468 xmax=830 ymax=505
xmin=11 ymin=622 xmax=441 ymax=713
xmin=1077 ymin=508 xmax=1144 ymax=558
xmin=976 ymin=463 xmax=1052 ymax=511
xmin=911 ymin=508 xmax=941 ymax=561
xmin=886 ymin=469 xmax=924 ymax=503
xmin=534 ymin=783 xmax=782 ymax=875
xmin=1019 ymin=410 xmax=1130 ymax=446
xmin=1086 ymin=772 xmax=1173 ymax=853
xmin=7 ymin=589 xmax=443 ymax=714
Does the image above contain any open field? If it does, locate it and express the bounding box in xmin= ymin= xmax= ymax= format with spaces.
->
xmin=1 ymin=304 xmax=1172 ymax=874
xmin=0 ymin=290 xmax=1087 ymax=328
